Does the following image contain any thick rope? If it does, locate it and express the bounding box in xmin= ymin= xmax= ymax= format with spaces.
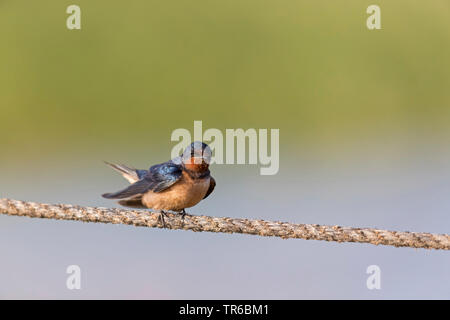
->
xmin=1 ymin=198 xmax=449 ymax=250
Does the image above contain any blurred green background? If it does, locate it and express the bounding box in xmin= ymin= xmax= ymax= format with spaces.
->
xmin=1 ymin=0 xmax=449 ymax=161
xmin=1 ymin=1 xmax=449 ymax=299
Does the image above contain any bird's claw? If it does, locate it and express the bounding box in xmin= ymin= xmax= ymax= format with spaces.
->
xmin=158 ymin=210 xmax=168 ymax=228
xmin=157 ymin=209 xmax=187 ymax=228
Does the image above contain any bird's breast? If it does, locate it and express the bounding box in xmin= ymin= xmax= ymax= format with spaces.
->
xmin=142 ymin=172 xmax=210 ymax=211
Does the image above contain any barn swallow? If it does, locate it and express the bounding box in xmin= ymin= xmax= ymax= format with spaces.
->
xmin=102 ymin=141 xmax=215 ymax=226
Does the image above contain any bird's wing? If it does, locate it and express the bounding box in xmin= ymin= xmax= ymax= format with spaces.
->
xmin=203 ymin=176 xmax=216 ymax=199
xmin=147 ymin=161 xmax=183 ymax=193
xmin=101 ymin=178 xmax=152 ymax=199
xmin=102 ymin=161 xmax=182 ymax=199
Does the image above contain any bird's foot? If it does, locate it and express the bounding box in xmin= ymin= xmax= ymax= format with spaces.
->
xmin=180 ymin=209 xmax=187 ymax=220
xmin=157 ymin=210 xmax=168 ymax=228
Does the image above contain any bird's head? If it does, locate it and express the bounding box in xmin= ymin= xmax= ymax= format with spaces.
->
xmin=181 ymin=141 xmax=212 ymax=172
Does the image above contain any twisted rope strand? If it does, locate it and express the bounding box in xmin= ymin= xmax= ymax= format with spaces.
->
xmin=1 ymin=198 xmax=449 ymax=250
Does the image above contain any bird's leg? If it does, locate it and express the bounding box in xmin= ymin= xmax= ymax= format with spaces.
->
xmin=180 ymin=208 xmax=186 ymax=219
xmin=157 ymin=210 xmax=168 ymax=228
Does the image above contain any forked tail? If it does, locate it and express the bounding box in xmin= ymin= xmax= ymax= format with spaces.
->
xmin=103 ymin=161 xmax=147 ymax=184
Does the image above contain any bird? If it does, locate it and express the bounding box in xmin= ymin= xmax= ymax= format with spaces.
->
xmin=102 ymin=141 xmax=216 ymax=227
